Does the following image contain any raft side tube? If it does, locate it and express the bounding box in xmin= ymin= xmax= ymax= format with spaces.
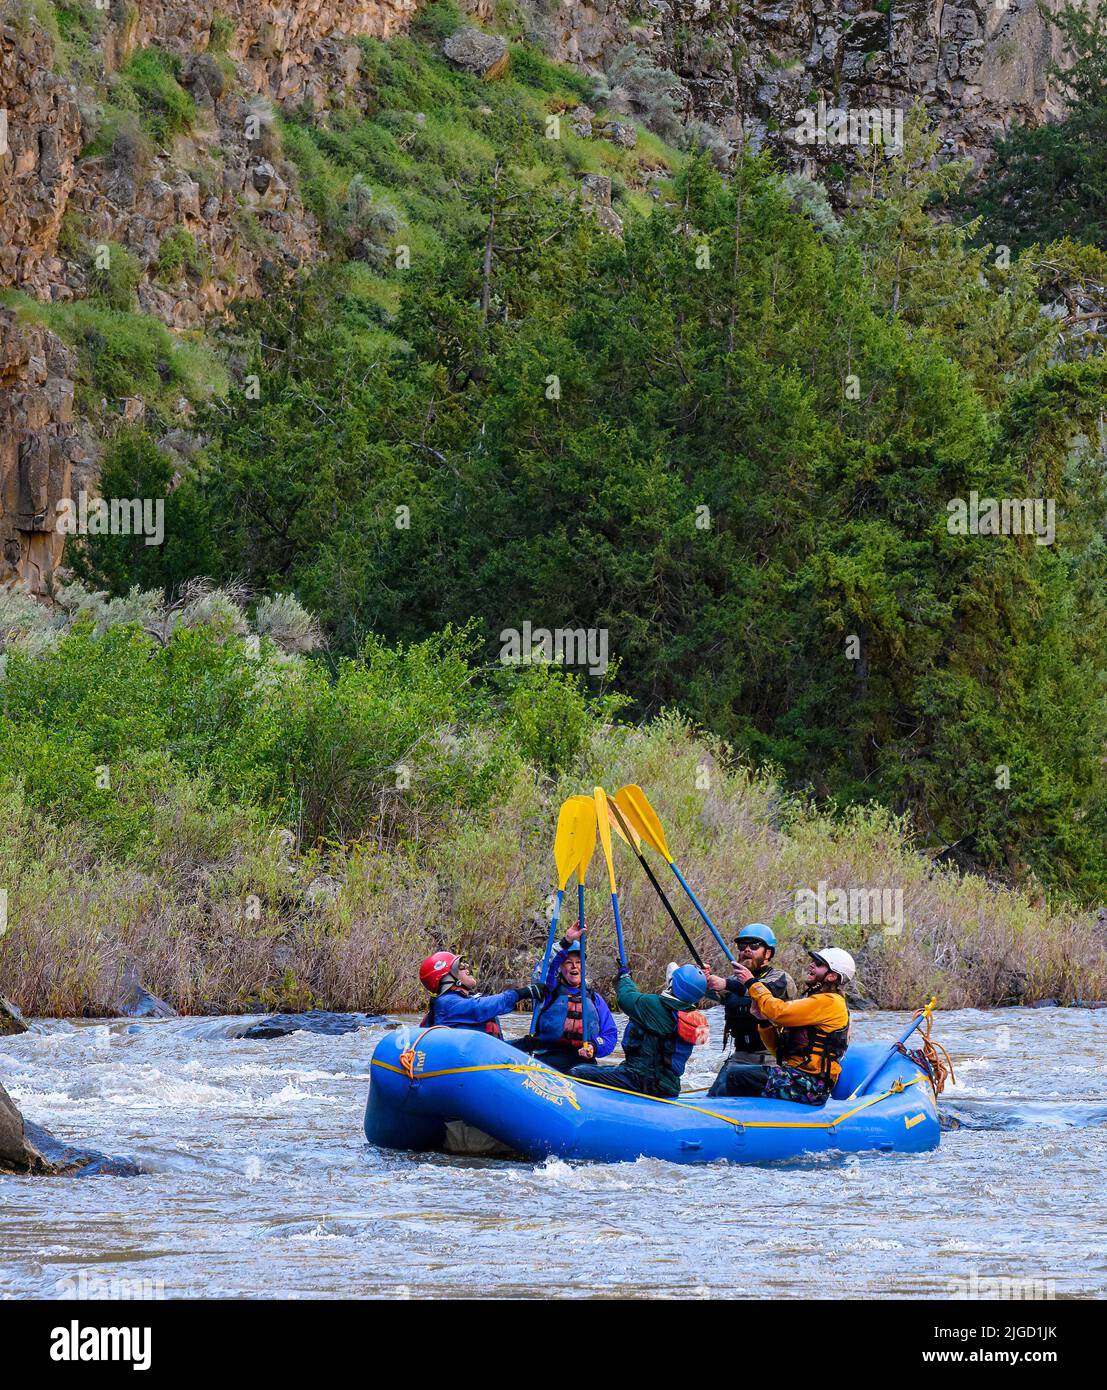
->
xmin=365 ymin=1027 xmax=940 ymax=1165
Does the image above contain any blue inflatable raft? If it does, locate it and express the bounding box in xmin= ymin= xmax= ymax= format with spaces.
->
xmin=365 ymin=1026 xmax=940 ymax=1164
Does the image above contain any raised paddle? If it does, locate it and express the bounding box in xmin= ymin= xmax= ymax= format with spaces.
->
xmin=573 ymin=797 xmax=597 ymax=1029
xmin=593 ymin=786 xmax=627 ymax=968
xmin=534 ymin=795 xmax=596 ymax=1030
xmin=848 ymin=997 xmax=938 ymax=1099
xmin=613 ymin=784 xmax=736 ymax=966
xmin=607 ymin=797 xmax=705 ymax=970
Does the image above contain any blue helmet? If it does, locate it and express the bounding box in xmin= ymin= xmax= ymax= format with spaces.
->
xmin=735 ymin=923 xmax=776 ymax=952
xmin=669 ymin=964 xmax=707 ymax=1004
xmin=563 ymin=942 xmax=581 ymax=956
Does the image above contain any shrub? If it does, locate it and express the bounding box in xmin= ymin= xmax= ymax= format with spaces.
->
xmin=122 ymin=47 xmax=196 ymax=145
xmin=86 ymin=240 xmax=142 ymax=311
xmin=155 ymin=228 xmax=211 ymax=284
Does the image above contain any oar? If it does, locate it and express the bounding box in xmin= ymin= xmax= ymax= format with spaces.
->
xmin=607 ymin=798 xmax=705 ymax=970
xmin=593 ymin=786 xmax=627 ymax=968
xmin=613 ymin=784 xmax=735 ymax=965
xmin=575 ymin=799 xmax=597 ymax=1031
xmin=535 ymin=796 xmax=596 ymax=1030
xmin=848 ymin=997 xmax=937 ymax=1099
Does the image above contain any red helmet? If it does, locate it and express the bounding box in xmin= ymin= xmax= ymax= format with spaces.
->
xmin=419 ymin=951 xmax=460 ymax=994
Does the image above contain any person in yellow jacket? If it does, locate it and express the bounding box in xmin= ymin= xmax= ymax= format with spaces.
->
xmin=711 ymin=947 xmax=855 ymax=1106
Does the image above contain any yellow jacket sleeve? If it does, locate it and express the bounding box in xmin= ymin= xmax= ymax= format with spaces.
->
xmin=747 ymin=982 xmax=848 ymax=1031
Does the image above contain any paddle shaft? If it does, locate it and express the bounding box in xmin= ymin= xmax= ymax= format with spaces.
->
xmin=850 ymin=1008 xmax=930 ymax=1098
xmin=667 ymin=862 xmax=735 ymax=965
xmin=534 ymin=888 xmax=564 ymax=1029
xmin=578 ymin=879 xmax=587 ymax=1020
xmin=609 ymin=803 xmax=704 ymax=969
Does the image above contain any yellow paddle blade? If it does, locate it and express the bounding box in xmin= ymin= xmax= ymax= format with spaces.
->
xmin=593 ymin=787 xmax=618 ymax=893
xmin=614 ymin=784 xmax=674 ymax=864
xmin=574 ymin=795 xmax=598 ymax=885
xmin=607 ymin=797 xmax=640 ymax=850
xmin=554 ymin=795 xmax=596 ymax=890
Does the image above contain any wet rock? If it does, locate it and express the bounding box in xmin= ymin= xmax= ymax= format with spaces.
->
xmin=442 ymin=27 xmax=509 ymax=80
xmin=1026 ymin=997 xmax=1059 ymax=1009
xmin=0 ymin=996 xmax=29 ymax=1036
xmin=118 ymin=965 xmax=176 ymax=1019
xmin=234 ymin=1009 xmax=385 ymax=1040
xmin=1 ymin=1082 xmax=143 ymax=1176
xmin=21 ymin=1120 xmax=146 ymax=1176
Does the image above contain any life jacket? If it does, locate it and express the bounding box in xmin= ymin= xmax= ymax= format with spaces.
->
xmin=723 ymin=965 xmax=793 ymax=1053
xmin=777 ymin=997 xmax=850 ymax=1078
xmin=622 ymin=1008 xmax=709 ymax=1097
xmin=421 ymin=989 xmax=502 ymax=1038
xmin=533 ymin=984 xmax=599 ymax=1051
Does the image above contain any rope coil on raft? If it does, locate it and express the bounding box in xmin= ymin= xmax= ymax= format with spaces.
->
xmin=897 ymin=1001 xmax=955 ymax=1096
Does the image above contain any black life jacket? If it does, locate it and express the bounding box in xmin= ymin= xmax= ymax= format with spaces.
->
xmin=621 ymin=1006 xmax=703 ymax=1098
xmin=722 ymin=965 xmax=792 ymax=1053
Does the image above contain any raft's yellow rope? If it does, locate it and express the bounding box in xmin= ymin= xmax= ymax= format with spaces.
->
xmin=370 ymin=1051 xmax=929 ymax=1131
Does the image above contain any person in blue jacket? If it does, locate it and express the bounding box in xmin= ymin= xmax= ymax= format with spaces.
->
xmin=418 ymin=951 xmax=542 ymax=1037
xmin=516 ymin=922 xmax=618 ymax=1073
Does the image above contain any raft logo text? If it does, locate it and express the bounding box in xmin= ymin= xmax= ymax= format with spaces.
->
xmin=49 ymin=1321 xmax=152 ymax=1371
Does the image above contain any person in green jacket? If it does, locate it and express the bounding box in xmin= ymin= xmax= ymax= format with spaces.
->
xmin=569 ymin=963 xmax=708 ymax=1099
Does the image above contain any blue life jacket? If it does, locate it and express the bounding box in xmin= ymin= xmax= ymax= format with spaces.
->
xmin=534 ymin=984 xmax=600 ymax=1048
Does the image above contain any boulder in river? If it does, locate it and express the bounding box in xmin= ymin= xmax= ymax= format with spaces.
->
xmin=0 ymin=996 xmax=29 ymax=1035
xmin=118 ymin=965 xmax=176 ymax=1019
xmin=233 ymin=1009 xmax=386 ymax=1040
xmin=1 ymin=1081 xmax=144 ymax=1176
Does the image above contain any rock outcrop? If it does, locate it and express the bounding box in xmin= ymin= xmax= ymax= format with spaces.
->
xmin=0 ymin=995 xmax=29 ymax=1035
xmin=0 ymin=309 xmax=95 ymax=590
xmin=233 ymin=1008 xmax=386 ymax=1039
xmin=442 ymin=25 xmax=509 ymax=79
xmin=541 ymin=0 xmax=1096 ymax=175
xmin=0 ymin=12 xmax=83 ymax=296
xmin=118 ymin=966 xmax=177 ymax=1019
xmin=1 ymin=1079 xmax=144 ymax=1175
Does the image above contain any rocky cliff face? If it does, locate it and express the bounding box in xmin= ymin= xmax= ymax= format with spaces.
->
xmin=544 ymin=2 xmax=1089 ymax=171
xmin=0 ymin=0 xmax=1091 ymax=592
xmin=1 ymin=0 xmax=416 ymax=589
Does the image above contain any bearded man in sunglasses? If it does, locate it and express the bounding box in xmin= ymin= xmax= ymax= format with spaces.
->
xmin=704 ymin=923 xmax=796 ymax=1098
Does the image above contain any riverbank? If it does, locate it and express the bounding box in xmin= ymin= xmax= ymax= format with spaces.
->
xmin=2 ymin=705 xmax=1105 ymax=1016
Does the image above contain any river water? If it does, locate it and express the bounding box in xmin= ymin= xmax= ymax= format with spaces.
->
xmin=1 ymin=1007 xmax=1105 ymax=1299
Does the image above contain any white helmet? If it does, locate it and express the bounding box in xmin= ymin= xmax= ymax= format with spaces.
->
xmin=809 ymin=947 xmax=856 ymax=984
